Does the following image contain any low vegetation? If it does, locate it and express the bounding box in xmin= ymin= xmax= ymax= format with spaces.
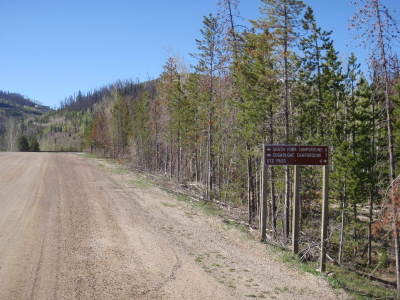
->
xmin=16 ymin=135 xmax=40 ymax=152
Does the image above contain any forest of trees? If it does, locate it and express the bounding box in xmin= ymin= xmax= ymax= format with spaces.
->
xmin=9 ymin=0 xmax=399 ymax=296
xmin=0 ymin=90 xmax=50 ymax=151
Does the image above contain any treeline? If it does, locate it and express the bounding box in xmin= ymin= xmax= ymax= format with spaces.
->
xmin=0 ymin=91 xmax=43 ymax=108
xmin=46 ymin=0 xmax=399 ymax=294
xmin=59 ymin=80 xmax=155 ymax=112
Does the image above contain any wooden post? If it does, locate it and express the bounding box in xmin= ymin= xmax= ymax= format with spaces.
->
xmin=292 ymin=166 xmax=300 ymax=254
xmin=320 ymin=165 xmax=329 ymax=272
xmin=260 ymin=144 xmax=267 ymax=242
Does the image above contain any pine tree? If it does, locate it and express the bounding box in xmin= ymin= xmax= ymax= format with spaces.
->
xmin=235 ymin=26 xmax=279 ymax=226
xmin=297 ymin=6 xmax=332 ymax=143
xmin=131 ymin=92 xmax=151 ymax=168
xmin=28 ymin=136 xmax=40 ymax=152
xmin=192 ymin=14 xmax=226 ymax=200
xmin=259 ymin=0 xmax=305 ymax=239
xmin=17 ymin=135 xmax=30 ymax=152
xmin=111 ymin=90 xmax=130 ymax=157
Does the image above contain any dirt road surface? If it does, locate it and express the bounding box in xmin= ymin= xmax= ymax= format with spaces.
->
xmin=0 ymin=153 xmax=346 ymax=299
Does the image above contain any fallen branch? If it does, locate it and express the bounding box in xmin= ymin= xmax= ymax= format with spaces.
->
xmin=343 ymin=265 xmax=396 ymax=288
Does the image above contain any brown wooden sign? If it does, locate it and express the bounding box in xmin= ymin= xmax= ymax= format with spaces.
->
xmin=265 ymin=145 xmax=328 ymax=166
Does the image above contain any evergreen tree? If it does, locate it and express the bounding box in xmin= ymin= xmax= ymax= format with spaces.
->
xmin=28 ymin=136 xmax=40 ymax=152
xmin=297 ymin=7 xmax=332 ymax=143
xmin=259 ymin=0 xmax=306 ymax=239
xmin=131 ymin=92 xmax=151 ymax=168
xmin=17 ymin=135 xmax=30 ymax=152
xmin=236 ymin=27 xmax=279 ymax=225
xmin=111 ymin=90 xmax=131 ymax=157
xmin=192 ymin=14 xmax=226 ymax=200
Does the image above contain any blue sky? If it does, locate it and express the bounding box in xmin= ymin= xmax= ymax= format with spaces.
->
xmin=0 ymin=0 xmax=399 ymax=107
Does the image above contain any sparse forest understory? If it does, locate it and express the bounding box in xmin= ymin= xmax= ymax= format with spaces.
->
xmin=3 ymin=0 xmax=400 ymax=298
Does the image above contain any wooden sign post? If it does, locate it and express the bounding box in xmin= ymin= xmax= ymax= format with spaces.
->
xmin=260 ymin=144 xmax=267 ymax=242
xmin=292 ymin=165 xmax=300 ymax=254
xmin=320 ymin=165 xmax=329 ymax=272
xmin=263 ymin=145 xmax=329 ymax=272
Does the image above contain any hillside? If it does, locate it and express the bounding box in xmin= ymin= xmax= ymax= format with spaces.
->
xmin=0 ymin=91 xmax=50 ymax=117
xmin=27 ymin=80 xmax=156 ymax=152
xmin=0 ymin=91 xmax=51 ymax=150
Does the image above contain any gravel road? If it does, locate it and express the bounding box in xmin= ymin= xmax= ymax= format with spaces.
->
xmin=0 ymin=153 xmax=346 ymax=299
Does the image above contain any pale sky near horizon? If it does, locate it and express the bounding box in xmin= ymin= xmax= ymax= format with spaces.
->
xmin=0 ymin=0 xmax=399 ymax=107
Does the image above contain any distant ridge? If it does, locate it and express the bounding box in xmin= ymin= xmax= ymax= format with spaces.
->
xmin=0 ymin=90 xmax=51 ymax=150
xmin=0 ymin=91 xmax=50 ymax=112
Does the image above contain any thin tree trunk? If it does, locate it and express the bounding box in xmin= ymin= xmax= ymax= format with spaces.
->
xmin=164 ymin=144 xmax=168 ymax=175
xmin=207 ymin=119 xmax=212 ymax=200
xmin=368 ymin=89 xmax=377 ymax=267
xmin=260 ymin=144 xmax=267 ymax=241
xmin=269 ymin=105 xmax=277 ymax=234
xmin=353 ymin=203 xmax=358 ymax=257
xmin=247 ymin=143 xmax=253 ymax=225
xmin=270 ymin=168 xmax=277 ymax=235
xmin=373 ymin=12 xmax=399 ymax=291
xmin=195 ymin=149 xmax=199 ymax=182
xmin=338 ymin=184 xmax=346 ymax=265
xmin=156 ymin=142 xmax=160 ymax=170
xmin=169 ymin=136 xmax=173 ymax=178
xmin=254 ymin=160 xmax=259 ymax=221
xmin=283 ymin=3 xmax=291 ymax=241
xmin=368 ymin=192 xmax=373 ymax=266
xmin=392 ymin=213 xmax=400 ymax=298
xmin=177 ymin=127 xmax=181 ymax=182
xmin=218 ymin=154 xmax=222 ymax=199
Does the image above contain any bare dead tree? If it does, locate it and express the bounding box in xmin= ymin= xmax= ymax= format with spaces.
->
xmin=351 ymin=1 xmax=400 ymax=295
xmin=375 ymin=176 xmax=400 ymax=297
xmin=350 ymin=0 xmax=400 ymax=181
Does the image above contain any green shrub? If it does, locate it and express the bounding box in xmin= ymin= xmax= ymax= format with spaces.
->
xmin=17 ymin=136 xmax=30 ymax=151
